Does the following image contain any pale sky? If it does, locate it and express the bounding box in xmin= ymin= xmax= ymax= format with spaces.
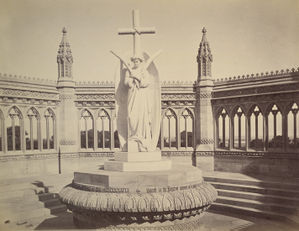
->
xmin=0 ymin=0 xmax=298 ymax=82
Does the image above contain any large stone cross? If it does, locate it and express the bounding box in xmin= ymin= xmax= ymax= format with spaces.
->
xmin=118 ymin=9 xmax=155 ymax=56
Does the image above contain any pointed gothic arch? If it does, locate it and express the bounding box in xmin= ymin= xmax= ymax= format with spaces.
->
xmin=25 ymin=107 xmax=40 ymax=150
xmin=247 ymin=105 xmax=264 ymax=150
xmin=161 ymin=108 xmax=178 ymax=149
xmin=216 ymin=107 xmax=229 ymax=149
xmin=80 ymin=109 xmax=94 ymax=149
xmin=43 ymin=108 xmax=56 ymax=150
xmin=180 ymin=107 xmax=194 ymax=148
xmin=7 ymin=106 xmax=23 ymax=151
xmin=96 ymin=109 xmax=111 ymax=149
xmin=231 ymin=106 xmax=246 ymax=149
xmin=267 ymin=104 xmax=283 ymax=149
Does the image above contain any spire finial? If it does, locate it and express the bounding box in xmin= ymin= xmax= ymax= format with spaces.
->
xmin=57 ymin=27 xmax=73 ymax=79
xmin=197 ymin=27 xmax=212 ymax=79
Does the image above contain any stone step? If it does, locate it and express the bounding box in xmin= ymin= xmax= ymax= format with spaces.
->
xmin=210 ymin=203 xmax=299 ymax=226
xmin=38 ymin=192 xmax=60 ymax=201
xmin=49 ymin=204 xmax=67 ymax=214
xmin=218 ymin=189 xmax=299 ymax=207
xmin=216 ymin=196 xmax=299 ymax=214
xmin=204 ymin=176 xmax=299 ymax=190
xmin=211 ymin=182 xmax=299 ymax=198
xmin=43 ymin=198 xmax=62 ymax=207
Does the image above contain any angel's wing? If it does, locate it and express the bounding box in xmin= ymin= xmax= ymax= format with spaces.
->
xmin=110 ymin=51 xmax=132 ymax=73
xmin=144 ymin=50 xmax=162 ymax=70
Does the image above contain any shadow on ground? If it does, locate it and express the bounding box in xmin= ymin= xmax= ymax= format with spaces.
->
xmin=34 ymin=211 xmax=76 ymax=230
xmin=209 ymin=210 xmax=298 ymax=231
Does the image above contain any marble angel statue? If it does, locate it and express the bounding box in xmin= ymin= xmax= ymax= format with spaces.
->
xmin=111 ymin=50 xmax=162 ymax=152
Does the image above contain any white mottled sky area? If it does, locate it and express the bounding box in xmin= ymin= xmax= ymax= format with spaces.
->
xmin=0 ymin=0 xmax=298 ymax=82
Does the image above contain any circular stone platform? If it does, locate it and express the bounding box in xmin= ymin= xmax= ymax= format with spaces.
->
xmin=59 ymin=163 xmax=217 ymax=229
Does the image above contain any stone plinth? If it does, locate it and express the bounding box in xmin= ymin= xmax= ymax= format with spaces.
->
xmin=104 ymin=159 xmax=172 ymax=172
xmin=59 ymin=163 xmax=218 ymax=229
xmin=74 ymin=164 xmax=203 ymax=191
xmin=104 ymin=151 xmax=172 ymax=172
xmin=114 ymin=151 xmax=161 ymax=162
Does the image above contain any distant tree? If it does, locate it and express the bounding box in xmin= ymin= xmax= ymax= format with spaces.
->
xmin=97 ymin=130 xmax=111 ymax=148
xmin=114 ymin=131 xmax=120 ymax=148
xmin=287 ymin=138 xmax=299 ymax=149
xmin=269 ymin=135 xmax=290 ymax=148
xmin=88 ymin=129 xmax=94 ymax=148
xmin=7 ymin=126 xmax=21 ymax=150
xmin=250 ymin=139 xmax=264 ymax=149
xmin=80 ymin=131 xmax=86 ymax=148
xmin=180 ymin=131 xmax=193 ymax=147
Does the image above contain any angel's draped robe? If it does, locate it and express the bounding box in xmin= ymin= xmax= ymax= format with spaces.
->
xmin=124 ymin=66 xmax=153 ymax=151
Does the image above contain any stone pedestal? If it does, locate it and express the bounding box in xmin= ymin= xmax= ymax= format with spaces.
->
xmin=59 ymin=151 xmax=217 ymax=229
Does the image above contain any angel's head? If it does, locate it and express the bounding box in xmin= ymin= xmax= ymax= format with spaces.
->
xmin=131 ymin=55 xmax=143 ymax=68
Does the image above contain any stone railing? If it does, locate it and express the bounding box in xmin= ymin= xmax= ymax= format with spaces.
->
xmin=0 ymin=73 xmax=57 ymax=86
xmin=214 ymin=67 xmax=299 ymax=83
xmin=161 ymin=80 xmax=195 ymax=86
xmin=2 ymin=67 xmax=298 ymax=89
xmin=213 ymin=150 xmax=299 ymax=159
xmin=75 ymin=81 xmax=114 ymax=87
xmin=76 ymin=80 xmax=195 ymax=87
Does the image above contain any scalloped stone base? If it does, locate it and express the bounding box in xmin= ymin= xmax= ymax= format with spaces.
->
xmin=71 ymin=206 xmax=210 ymax=230
xmin=59 ymin=163 xmax=217 ymax=229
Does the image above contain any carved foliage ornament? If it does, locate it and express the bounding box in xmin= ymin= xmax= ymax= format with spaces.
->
xmin=196 ymin=92 xmax=212 ymax=99
xmin=162 ymin=101 xmax=194 ymax=107
xmin=161 ymin=94 xmax=195 ymax=100
xmin=199 ymin=138 xmax=214 ymax=144
xmin=76 ymin=94 xmax=114 ymax=100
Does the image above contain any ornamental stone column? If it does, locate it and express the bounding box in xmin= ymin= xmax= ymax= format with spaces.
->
xmin=292 ymin=106 xmax=298 ymax=148
xmin=110 ymin=112 xmax=115 ymax=150
xmin=56 ymin=27 xmax=79 ymax=153
xmin=282 ymin=112 xmax=288 ymax=151
xmin=245 ymin=115 xmax=249 ymax=151
xmin=263 ymin=113 xmax=269 ymax=151
xmin=194 ymin=27 xmax=214 ymax=170
xmin=229 ymin=116 xmax=234 ymax=150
